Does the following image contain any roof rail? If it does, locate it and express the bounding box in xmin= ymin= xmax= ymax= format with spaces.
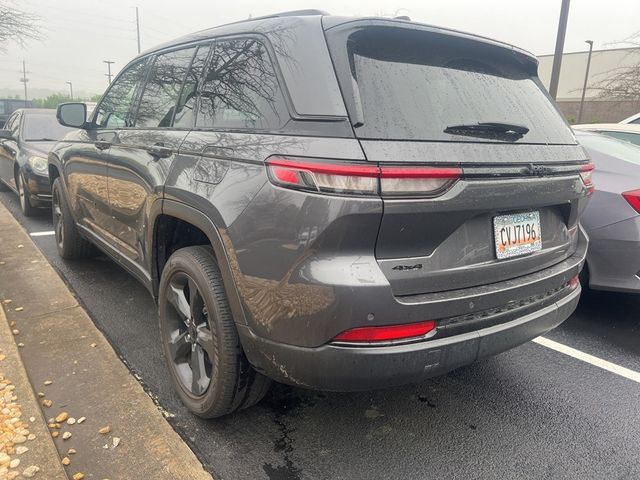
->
xmin=225 ymin=9 xmax=329 ymax=26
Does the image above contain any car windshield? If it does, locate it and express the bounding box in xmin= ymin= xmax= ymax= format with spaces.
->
xmin=577 ymin=132 xmax=640 ymax=165
xmin=329 ymin=26 xmax=576 ymax=144
xmin=22 ymin=113 xmax=75 ymax=141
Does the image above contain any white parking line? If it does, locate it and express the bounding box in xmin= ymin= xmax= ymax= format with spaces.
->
xmin=533 ymin=336 xmax=640 ymax=384
xmin=29 ymin=231 xmax=55 ymax=237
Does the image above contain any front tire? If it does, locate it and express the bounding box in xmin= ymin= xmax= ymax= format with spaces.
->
xmin=17 ymin=173 xmax=36 ymax=217
xmin=52 ymin=178 xmax=94 ymax=259
xmin=158 ymin=246 xmax=271 ymax=418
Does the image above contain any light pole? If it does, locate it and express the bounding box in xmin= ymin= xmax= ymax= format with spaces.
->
xmin=103 ymin=60 xmax=115 ymax=84
xmin=577 ymin=40 xmax=594 ymax=124
xmin=66 ymin=81 xmax=73 ymax=100
xmin=549 ymin=0 xmax=571 ymax=100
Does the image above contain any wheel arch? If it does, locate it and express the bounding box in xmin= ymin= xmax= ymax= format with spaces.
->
xmin=151 ymin=199 xmax=248 ymax=326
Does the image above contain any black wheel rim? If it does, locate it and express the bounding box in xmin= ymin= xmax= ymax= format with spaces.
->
xmin=163 ymin=272 xmax=214 ymax=397
xmin=52 ymin=187 xmax=64 ymax=250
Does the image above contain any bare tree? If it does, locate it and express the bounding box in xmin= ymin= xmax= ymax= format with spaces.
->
xmin=0 ymin=2 xmax=41 ymax=50
xmin=591 ymin=32 xmax=640 ymax=102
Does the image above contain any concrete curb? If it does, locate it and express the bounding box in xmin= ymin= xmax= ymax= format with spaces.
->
xmin=0 ymin=202 xmax=213 ymax=479
xmin=0 ymin=306 xmax=68 ymax=479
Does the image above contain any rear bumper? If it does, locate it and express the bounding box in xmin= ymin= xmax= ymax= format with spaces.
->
xmin=239 ymin=286 xmax=580 ymax=391
xmin=239 ymin=228 xmax=587 ymax=391
xmin=586 ymin=216 xmax=640 ymax=293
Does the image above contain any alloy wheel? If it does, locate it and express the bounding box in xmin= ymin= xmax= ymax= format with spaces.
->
xmin=163 ymin=272 xmax=215 ymax=397
xmin=52 ymin=187 xmax=64 ymax=250
xmin=18 ymin=175 xmax=26 ymax=211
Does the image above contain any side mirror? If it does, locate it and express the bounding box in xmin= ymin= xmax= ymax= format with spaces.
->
xmin=57 ymin=103 xmax=87 ymax=128
xmin=0 ymin=129 xmax=14 ymax=140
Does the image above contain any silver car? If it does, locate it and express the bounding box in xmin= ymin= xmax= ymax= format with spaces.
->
xmin=576 ymin=130 xmax=640 ymax=292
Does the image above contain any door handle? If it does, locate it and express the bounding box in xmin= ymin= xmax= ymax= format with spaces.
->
xmin=95 ymin=140 xmax=111 ymax=151
xmin=146 ymin=143 xmax=172 ymax=160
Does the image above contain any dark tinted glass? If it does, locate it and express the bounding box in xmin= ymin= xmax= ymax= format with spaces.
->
xmin=603 ymin=131 xmax=640 ymax=147
xmin=23 ymin=113 xmax=75 ymax=141
xmin=95 ymin=58 xmax=147 ymax=128
xmin=135 ymin=47 xmax=196 ymax=128
xmin=174 ymin=44 xmax=211 ymax=128
xmin=332 ymin=27 xmax=575 ymax=144
xmin=630 ymin=117 xmax=640 ymax=125
xmin=0 ymin=102 xmax=5 ymax=115
xmin=196 ymin=38 xmax=287 ymax=130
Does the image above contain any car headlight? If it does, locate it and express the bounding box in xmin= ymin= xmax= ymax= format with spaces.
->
xmin=28 ymin=156 xmax=48 ymax=175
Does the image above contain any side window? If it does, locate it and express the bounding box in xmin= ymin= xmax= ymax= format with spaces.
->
xmin=604 ymin=131 xmax=640 ymax=146
xmin=173 ymin=44 xmax=212 ymax=128
xmin=196 ymin=38 xmax=288 ymax=130
xmin=631 ymin=118 xmax=640 ymax=125
xmin=95 ymin=58 xmax=148 ymax=129
xmin=0 ymin=102 xmax=6 ymax=115
xmin=135 ymin=47 xmax=197 ymax=128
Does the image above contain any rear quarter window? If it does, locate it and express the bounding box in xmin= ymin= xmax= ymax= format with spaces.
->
xmin=327 ymin=25 xmax=576 ymax=145
xmin=196 ymin=38 xmax=289 ymax=131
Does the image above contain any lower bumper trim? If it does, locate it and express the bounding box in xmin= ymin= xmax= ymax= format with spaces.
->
xmin=239 ymin=287 xmax=580 ymax=391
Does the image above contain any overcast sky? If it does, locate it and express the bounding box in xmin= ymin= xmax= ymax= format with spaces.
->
xmin=1 ymin=0 xmax=639 ymax=98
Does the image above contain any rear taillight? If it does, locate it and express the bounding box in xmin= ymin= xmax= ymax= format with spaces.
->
xmin=569 ymin=275 xmax=580 ymax=290
xmin=580 ymin=163 xmax=595 ymax=195
xmin=266 ymin=157 xmax=461 ymax=197
xmin=332 ymin=320 xmax=436 ymax=343
xmin=622 ymin=189 xmax=640 ymax=213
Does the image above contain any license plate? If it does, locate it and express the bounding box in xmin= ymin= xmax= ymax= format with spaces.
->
xmin=493 ymin=211 xmax=542 ymax=260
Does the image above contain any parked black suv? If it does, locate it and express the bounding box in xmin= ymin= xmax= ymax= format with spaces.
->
xmin=50 ymin=11 xmax=591 ymax=417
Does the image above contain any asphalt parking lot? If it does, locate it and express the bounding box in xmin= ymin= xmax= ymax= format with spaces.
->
xmin=2 ymin=191 xmax=640 ymax=480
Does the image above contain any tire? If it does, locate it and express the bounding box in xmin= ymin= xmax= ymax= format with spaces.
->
xmin=17 ymin=173 xmax=36 ymax=217
xmin=158 ymin=246 xmax=271 ymax=418
xmin=51 ymin=178 xmax=94 ymax=259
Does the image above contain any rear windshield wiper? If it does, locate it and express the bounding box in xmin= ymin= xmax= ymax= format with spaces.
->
xmin=25 ymin=138 xmax=58 ymax=142
xmin=444 ymin=122 xmax=530 ymax=140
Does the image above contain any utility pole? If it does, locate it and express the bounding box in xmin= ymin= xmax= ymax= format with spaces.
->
xmin=19 ymin=60 xmax=29 ymax=107
xmin=103 ymin=60 xmax=115 ymax=84
xmin=66 ymin=81 xmax=74 ymax=100
xmin=135 ymin=7 xmax=141 ymax=54
xmin=549 ymin=0 xmax=571 ymax=100
xmin=577 ymin=40 xmax=594 ymax=124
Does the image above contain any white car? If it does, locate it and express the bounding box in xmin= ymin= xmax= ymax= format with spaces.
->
xmin=620 ymin=112 xmax=640 ymax=125
xmin=573 ymin=123 xmax=640 ymax=147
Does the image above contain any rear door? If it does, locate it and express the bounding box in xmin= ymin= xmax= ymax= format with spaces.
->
xmin=325 ymin=21 xmax=590 ymax=296
xmin=105 ymin=43 xmax=210 ymax=274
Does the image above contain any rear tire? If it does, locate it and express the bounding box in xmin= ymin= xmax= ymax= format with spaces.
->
xmin=158 ymin=246 xmax=271 ymax=418
xmin=52 ymin=178 xmax=94 ymax=259
xmin=17 ymin=173 xmax=36 ymax=217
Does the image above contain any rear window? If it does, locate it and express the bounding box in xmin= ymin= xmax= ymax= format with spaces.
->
xmin=577 ymin=132 xmax=640 ymax=165
xmin=328 ymin=26 xmax=575 ymax=144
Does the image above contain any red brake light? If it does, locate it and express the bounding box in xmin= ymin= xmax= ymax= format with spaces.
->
xmin=569 ymin=275 xmax=580 ymax=290
xmin=622 ymin=189 xmax=640 ymax=213
xmin=265 ymin=157 xmax=461 ymax=197
xmin=580 ymin=163 xmax=595 ymax=195
xmin=332 ymin=320 xmax=436 ymax=343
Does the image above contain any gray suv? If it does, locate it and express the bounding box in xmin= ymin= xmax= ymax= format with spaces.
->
xmin=50 ymin=10 xmax=591 ymax=417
